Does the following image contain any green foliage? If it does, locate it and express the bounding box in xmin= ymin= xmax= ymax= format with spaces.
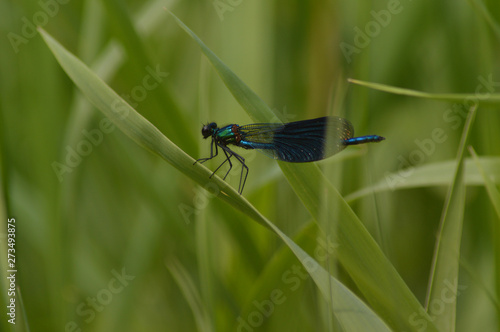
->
xmin=1 ymin=0 xmax=500 ymax=331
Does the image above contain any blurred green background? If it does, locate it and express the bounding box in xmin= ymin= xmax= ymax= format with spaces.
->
xmin=1 ymin=0 xmax=500 ymax=331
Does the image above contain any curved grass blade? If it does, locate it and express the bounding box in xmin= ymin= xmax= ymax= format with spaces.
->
xmin=269 ymin=224 xmax=392 ymax=332
xmin=234 ymin=222 xmax=319 ymax=330
xmin=39 ymin=28 xmax=391 ymax=331
xmin=425 ymin=105 xmax=477 ymax=331
xmin=167 ymin=10 xmax=438 ymax=331
xmin=468 ymin=147 xmax=500 ymax=220
xmin=349 ymin=78 xmax=500 ymax=105
xmin=16 ymin=287 xmax=31 ymax=332
xmin=468 ymin=145 xmax=500 ymax=321
xmin=166 ymin=257 xmax=212 ymax=332
xmin=345 ymin=157 xmax=500 ymax=202
xmin=101 ymin=0 xmax=195 ymax=152
xmin=469 ymin=0 xmax=500 ymax=42
xmin=164 ymin=9 xmax=279 ymax=124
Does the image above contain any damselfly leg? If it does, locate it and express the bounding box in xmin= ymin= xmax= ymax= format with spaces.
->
xmin=195 ymin=139 xmax=249 ymax=194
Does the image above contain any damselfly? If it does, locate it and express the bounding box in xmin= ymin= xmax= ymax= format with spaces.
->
xmin=195 ymin=116 xmax=385 ymax=194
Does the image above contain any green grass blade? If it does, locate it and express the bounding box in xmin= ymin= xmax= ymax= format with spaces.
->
xmin=346 ymin=157 xmax=500 ymax=202
xmin=16 ymin=286 xmax=31 ymax=332
xmin=279 ymin=162 xmax=438 ymax=331
xmin=100 ymin=0 xmax=196 ymax=152
xmin=268 ymin=224 xmax=392 ymax=331
xmin=468 ymin=147 xmax=500 ymax=220
xmin=39 ymin=27 xmax=390 ymax=331
xmin=38 ymin=27 xmax=249 ymax=220
xmin=349 ymin=78 xmax=500 ymax=105
xmin=468 ymin=145 xmax=500 ymax=321
xmin=167 ymin=11 xmax=437 ymax=331
xmin=235 ymin=222 xmax=319 ymax=330
xmin=165 ymin=9 xmax=278 ymax=124
xmin=166 ymin=257 xmax=212 ymax=332
xmin=426 ymin=105 xmax=477 ymax=331
xmin=469 ymin=0 xmax=500 ymax=42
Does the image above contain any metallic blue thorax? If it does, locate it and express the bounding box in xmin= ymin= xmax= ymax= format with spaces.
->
xmin=214 ymin=124 xmax=242 ymax=145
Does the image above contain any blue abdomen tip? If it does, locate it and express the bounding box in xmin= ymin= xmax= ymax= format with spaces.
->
xmin=344 ymin=135 xmax=385 ymax=145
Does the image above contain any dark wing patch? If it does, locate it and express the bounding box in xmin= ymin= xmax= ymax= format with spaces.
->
xmin=238 ymin=117 xmax=354 ymax=162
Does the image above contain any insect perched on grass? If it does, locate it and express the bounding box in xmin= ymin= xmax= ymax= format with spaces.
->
xmin=195 ymin=116 xmax=385 ymax=194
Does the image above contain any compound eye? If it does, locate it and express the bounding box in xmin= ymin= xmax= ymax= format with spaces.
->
xmin=201 ymin=122 xmax=217 ymax=138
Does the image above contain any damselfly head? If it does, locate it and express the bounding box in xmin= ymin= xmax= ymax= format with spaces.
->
xmin=201 ymin=122 xmax=218 ymax=139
